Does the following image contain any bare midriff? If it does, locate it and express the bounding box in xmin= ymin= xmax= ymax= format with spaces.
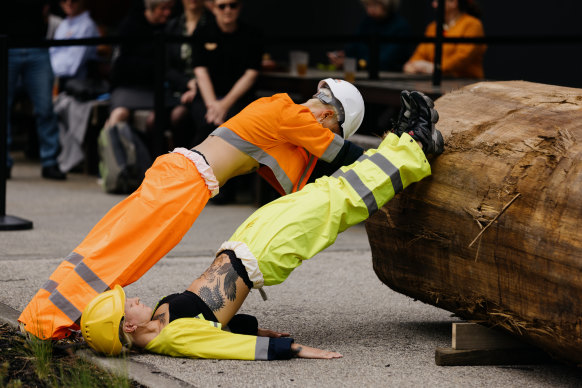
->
xmin=193 ymin=135 xmax=259 ymax=187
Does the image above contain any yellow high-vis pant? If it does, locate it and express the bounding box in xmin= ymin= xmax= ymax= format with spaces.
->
xmin=218 ymin=133 xmax=431 ymax=288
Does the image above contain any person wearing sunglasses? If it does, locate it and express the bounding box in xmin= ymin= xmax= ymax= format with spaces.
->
xmin=80 ymin=90 xmax=443 ymax=360
xmin=186 ymin=0 xmax=263 ymax=204
xmin=19 ymin=78 xmax=369 ymax=341
xmin=189 ymin=0 xmax=256 ymax=142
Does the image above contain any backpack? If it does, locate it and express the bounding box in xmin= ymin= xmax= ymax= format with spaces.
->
xmin=98 ymin=122 xmax=152 ymax=194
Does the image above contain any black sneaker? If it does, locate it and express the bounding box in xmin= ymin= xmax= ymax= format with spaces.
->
xmin=42 ymin=165 xmax=67 ymax=180
xmin=399 ymin=91 xmax=444 ymax=156
xmin=391 ymin=90 xmax=413 ymax=135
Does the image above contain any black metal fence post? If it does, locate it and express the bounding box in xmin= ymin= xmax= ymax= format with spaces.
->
xmin=153 ymin=32 xmax=167 ymax=157
xmin=368 ymin=33 xmax=380 ymax=80
xmin=0 ymin=34 xmax=33 ymax=230
xmin=432 ymin=0 xmax=444 ymax=86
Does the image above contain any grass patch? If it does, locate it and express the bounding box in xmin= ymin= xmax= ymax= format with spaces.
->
xmin=0 ymin=324 xmax=143 ymax=388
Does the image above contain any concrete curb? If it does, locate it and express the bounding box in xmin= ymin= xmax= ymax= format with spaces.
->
xmin=0 ymin=301 xmax=20 ymax=329
xmin=0 ymin=302 xmax=194 ymax=388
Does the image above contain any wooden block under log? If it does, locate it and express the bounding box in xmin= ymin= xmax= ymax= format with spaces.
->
xmin=435 ymin=348 xmax=555 ymax=366
xmin=453 ymin=322 xmax=527 ymax=350
xmin=434 ymin=322 xmax=553 ymax=366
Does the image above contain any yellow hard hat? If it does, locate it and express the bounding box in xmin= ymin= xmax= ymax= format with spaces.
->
xmin=80 ymin=285 xmax=126 ymax=356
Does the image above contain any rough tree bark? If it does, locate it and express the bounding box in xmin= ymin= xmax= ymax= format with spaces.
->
xmin=366 ymin=81 xmax=582 ymax=365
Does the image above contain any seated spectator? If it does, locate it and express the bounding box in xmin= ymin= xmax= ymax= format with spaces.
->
xmin=190 ymin=0 xmax=263 ymax=204
xmin=190 ymin=0 xmax=262 ymax=145
xmin=49 ymin=0 xmax=101 ymax=90
xmin=164 ymin=0 xmax=214 ymax=148
xmin=328 ymin=0 xmax=412 ymax=72
xmin=403 ymin=0 xmax=486 ymax=78
xmin=106 ymin=0 xmax=174 ymax=144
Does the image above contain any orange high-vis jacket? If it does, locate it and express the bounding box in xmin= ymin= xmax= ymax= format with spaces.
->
xmin=408 ymin=13 xmax=486 ymax=79
xmin=212 ymin=93 xmax=345 ymax=195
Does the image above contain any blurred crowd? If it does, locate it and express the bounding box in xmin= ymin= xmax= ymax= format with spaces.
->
xmin=3 ymin=0 xmax=485 ymax=187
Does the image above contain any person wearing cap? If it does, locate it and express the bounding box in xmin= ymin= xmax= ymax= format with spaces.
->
xmin=19 ymin=79 xmax=367 ymax=341
xmin=80 ymin=90 xmax=443 ymax=360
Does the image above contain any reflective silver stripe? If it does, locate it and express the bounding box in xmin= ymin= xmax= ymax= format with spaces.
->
xmin=42 ymin=279 xmax=58 ymax=293
xmin=212 ymin=127 xmax=294 ymax=193
xmin=49 ymin=290 xmax=81 ymax=322
xmin=41 ymin=252 xmax=84 ymax=294
xmin=369 ymin=152 xmax=403 ymax=194
xmin=65 ymin=252 xmax=83 ymax=265
xmin=320 ymin=134 xmax=344 ymax=162
xmin=295 ymin=153 xmax=316 ymax=191
xmin=342 ymin=169 xmax=378 ymax=215
xmin=254 ymin=336 xmax=270 ymax=360
xmin=75 ymin=262 xmax=109 ymax=294
xmin=331 ymin=151 xmax=369 ymax=178
xmin=212 ymin=321 xmax=219 ymax=328
xmin=331 ymin=151 xmax=405 ymax=214
xmin=333 ymin=152 xmax=403 ymax=195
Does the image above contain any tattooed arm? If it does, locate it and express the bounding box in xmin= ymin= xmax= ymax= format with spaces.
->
xmin=187 ymin=253 xmax=251 ymax=326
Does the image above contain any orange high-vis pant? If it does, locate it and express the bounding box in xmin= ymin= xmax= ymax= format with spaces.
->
xmin=19 ymin=150 xmax=217 ymax=340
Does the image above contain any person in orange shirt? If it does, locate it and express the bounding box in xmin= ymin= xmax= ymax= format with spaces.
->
xmin=19 ymin=79 xmax=369 ymax=341
xmin=403 ymin=0 xmax=486 ymax=78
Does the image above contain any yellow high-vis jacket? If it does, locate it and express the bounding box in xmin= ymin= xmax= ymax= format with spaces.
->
xmin=218 ymin=133 xmax=431 ymax=288
xmin=144 ymin=317 xmax=288 ymax=360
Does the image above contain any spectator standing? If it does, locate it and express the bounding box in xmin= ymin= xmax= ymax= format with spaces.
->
xmin=49 ymin=0 xmax=101 ymax=88
xmin=1 ymin=0 xmax=67 ymax=180
xmin=403 ymin=0 xmax=486 ymax=78
xmin=328 ymin=0 xmax=412 ymax=72
xmin=164 ymin=0 xmax=213 ymax=148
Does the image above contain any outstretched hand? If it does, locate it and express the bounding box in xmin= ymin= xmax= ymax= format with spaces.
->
xmin=291 ymin=343 xmax=343 ymax=359
xmin=257 ymin=328 xmax=290 ymax=338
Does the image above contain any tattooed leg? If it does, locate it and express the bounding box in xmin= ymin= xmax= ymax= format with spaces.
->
xmin=187 ymin=253 xmax=251 ymax=325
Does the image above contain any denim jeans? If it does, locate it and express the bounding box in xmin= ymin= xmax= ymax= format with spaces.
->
xmin=6 ymin=48 xmax=59 ymax=168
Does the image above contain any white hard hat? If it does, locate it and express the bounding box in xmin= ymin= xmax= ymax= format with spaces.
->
xmin=315 ymin=78 xmax=365 ymax=138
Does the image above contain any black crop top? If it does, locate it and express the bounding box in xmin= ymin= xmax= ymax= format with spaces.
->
xmin=153 ymin=290 xmax=258 ymax=335
xmin=154 ymin=290 xmax=217 ymax=323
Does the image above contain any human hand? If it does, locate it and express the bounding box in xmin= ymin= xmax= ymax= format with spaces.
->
xmin=181 ymin=89 xmax=197 ymax=104
xmin=414 ymin=60 xmax=434 ymax=74
xmin=404 ymin=60 xmax=434 ymax=74
xmin=257 ymin=328 xmax=290 ymax=338
xmin=205 ymin=99 xmax=228 ymax=125
xmin=403 ymin=61 xmax=416 ymax=74
xmin=291 ymin=343 xmax=343 ymax=359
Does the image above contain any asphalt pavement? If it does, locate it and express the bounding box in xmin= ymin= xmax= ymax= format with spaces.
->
xmin=2 ymin=156 xmax=582 ymax=388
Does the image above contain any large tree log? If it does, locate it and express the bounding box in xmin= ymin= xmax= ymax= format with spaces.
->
xmin=366 ymin=81 xmax=582 ymax=365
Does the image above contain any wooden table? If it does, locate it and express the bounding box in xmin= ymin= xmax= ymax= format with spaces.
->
xmin=257 ymin=69 xmax=480 ymax=106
